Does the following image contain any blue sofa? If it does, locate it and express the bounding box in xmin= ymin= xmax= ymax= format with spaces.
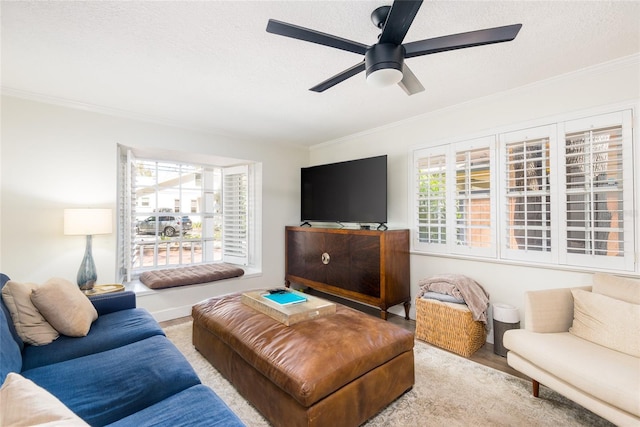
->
xmin=0 ymin=273 xmax=245 ymax=426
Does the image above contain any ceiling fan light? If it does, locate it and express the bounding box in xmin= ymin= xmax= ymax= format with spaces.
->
xmin=366 ymin=67 xmax=403 ymax=87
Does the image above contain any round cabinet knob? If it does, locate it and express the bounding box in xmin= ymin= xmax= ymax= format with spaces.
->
xmin=321 ymin=252 xmax=330 ymax=265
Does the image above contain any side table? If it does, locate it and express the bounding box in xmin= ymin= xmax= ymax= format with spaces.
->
xmin=83 ymin=284 xmax=125 ymax=296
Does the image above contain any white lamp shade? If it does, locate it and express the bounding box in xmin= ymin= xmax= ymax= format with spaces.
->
xmin=64 ymin=209 xmax=113 ymax=236
xmin=366 ymin=68 xmax=403 ymax=87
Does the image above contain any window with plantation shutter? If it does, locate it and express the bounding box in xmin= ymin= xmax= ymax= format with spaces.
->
xmin=124 ymin=149 xmax=137 ymax=282
xmin=222 ymin=165 xmax=249 ymax=265
xmin=413 ymin=137 xmax=496 ymax=256
xmin=454 ymin=138 xmax=496 ymax=257
xmin=560 ymin=111 xmax=634 ymax=271
xmin=500 ymin=126 xmax=556 ymax=264
xmin=116 ymin=145 xmax=260 ymax=282
xmin=116 ymin=147 xmax=138 ymax=283
xmin=411 ymin=108 xmax=636 ymax=273
xmin=414 ymin=146 xmax=448 ymax=252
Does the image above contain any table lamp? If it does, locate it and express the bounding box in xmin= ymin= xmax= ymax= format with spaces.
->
xmin=64 ymin=208 xmax=112 ymax=291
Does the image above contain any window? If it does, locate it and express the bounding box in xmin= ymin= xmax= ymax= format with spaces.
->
xmin=500 ymin=125 xmax=556 ymax=264
xmin=411 ymin=109 xmax=636 ymax=272
xmin=222 ymin=165 xmax=249 ymax=265
xmin=414 ymin=146 xmax=447 ymax=251
xmin=413 ymin=136 xmax=496 ymax=257
xmin=454 ymin=140 xmax=495 ymax=258
xmin=560 ymin=111 xmax=634 ymax=271
xmin=116 ymin=146 xmax=261 ymax=282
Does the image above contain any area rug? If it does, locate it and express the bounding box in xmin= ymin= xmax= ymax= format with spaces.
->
xmin=164 ymin=322 xmax=613 ymax=426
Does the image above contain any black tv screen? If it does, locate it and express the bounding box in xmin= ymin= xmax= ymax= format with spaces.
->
xmin=301 ymin=155 xmax=387 ymax=224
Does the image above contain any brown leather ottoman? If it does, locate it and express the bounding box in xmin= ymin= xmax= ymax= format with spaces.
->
xmin=192 ymin=293 xmax=415 ymax=427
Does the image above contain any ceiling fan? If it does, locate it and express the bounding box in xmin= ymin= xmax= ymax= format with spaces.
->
xmin=266 ymin=0 xmax=522 ymax=95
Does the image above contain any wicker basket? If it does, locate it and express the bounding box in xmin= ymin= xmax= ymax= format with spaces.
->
xmin=415 ymin=297 xmax=487 ymax=358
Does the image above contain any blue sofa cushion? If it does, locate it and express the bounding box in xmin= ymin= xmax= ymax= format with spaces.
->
xmin=0 ymin=303 xmax=22 ymax=382
xmin=22 ymin=308 xmax=164 ymax=371
xmin=105 ymin=384 xmax=246 ymax=427
xmin=0 ymin=273 xmax=24 ymax=351
xmin=21 ymin=335 xmax=201 ymax=426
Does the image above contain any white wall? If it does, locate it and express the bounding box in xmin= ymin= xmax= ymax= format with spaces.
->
xmin=0 ymin=96 xmax=307 ymax=319
xmin=309 ymin=55 xmax=640 ymax=341
xmin=2 ymin=55 xmax=638 ymax=330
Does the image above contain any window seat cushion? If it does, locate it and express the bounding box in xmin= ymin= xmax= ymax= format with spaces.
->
xmin=139 ymin=263 xmax=245 ymax=289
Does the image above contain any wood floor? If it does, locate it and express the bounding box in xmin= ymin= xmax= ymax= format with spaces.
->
xmin=159 ymin=290 xmax=528 ymax=381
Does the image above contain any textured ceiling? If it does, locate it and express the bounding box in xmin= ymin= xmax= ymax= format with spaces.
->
xmin=2 ymin=1 xmax=639 ymax=147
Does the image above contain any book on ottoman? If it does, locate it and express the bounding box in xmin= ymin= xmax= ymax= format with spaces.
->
xmin=241 ymin=289 xmax=336 ymax=326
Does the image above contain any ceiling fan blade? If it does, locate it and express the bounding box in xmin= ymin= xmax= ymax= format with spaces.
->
xmin=398 ymin=64 xmax=425 ymax=96
xmin=379 ymin=0 xmax=423 ymax=45
xmin=267 ymin=19 xmax=368 ymax=55
xmin=403 ymin=24 xmax=522 ymax=58
xmin=310 ymin=62 xmax=366 ymax=92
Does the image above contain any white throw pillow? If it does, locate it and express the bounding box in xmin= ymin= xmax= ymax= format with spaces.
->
xmin=0 ymin=372 xmax=89 ymax=426
xmin=592 ymin=273 xmax=640 ymax=304
xmin=31 ymin=277 xmax=98 ymax=337
xmin=569 ymin=289 xmax=640 ymax=357
xmin=1 ymin=280 xmax=59 ymax=345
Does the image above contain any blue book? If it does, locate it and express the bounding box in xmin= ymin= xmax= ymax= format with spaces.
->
xmin=263 ymin=292 xmax=307 ymax=305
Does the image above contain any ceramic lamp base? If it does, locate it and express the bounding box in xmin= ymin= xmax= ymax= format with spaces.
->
xmin=77 ymin=235 xmax=97 ymax=291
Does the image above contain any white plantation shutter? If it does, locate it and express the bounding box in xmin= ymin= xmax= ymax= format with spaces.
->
xmin=124 ymin=149 xmax=138 ymax=281
xmin=201 ymin=167 xmax=218 ymax=264
xmin=413 ymin=138 xmax=496 ymax=256
xmin=412 ymin=109 xmax=636 ymax=273
xmin=453 ymin=137 xmax=496 ymax=257
xmin=117 ymin=146 xmax=261 ymax=281
xmin=500 ymin=125 xmax=556 ymax=264
xmin=222 ymin=165 xmax=249 ymax=265
xmin=116 ymin=146 xmax=138 ymax=283
xmin=414 ymin=146 xmax=448 ymax=252
xmin=560 ymin=110 xmax=634 ymax=271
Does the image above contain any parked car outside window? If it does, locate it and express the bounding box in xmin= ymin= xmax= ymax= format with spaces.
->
xmin=136 ymin=215 xmax=192 ymax=237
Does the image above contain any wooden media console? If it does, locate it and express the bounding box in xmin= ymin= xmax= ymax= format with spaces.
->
xmin=285 ymin=226 xmax=410 ymax=320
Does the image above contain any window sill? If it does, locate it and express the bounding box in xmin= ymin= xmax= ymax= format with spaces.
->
xmin=410 ymin=250 xmax=639 ymax=277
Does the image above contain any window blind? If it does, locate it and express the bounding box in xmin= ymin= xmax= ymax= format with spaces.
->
xmin=411 ymin=109 xmax=635 ymax=272
xmin=222 ymin=165 xmax=249 ymax=265
xmin=504 ymin=139 xmax=552 ymax=254
xmin=565 ymin=126 xmax=624 ymax=256
xmin=454 ymin=142 xmax=495 ymax=257
xmin=415 ymin=151 xmax=447 ymax=247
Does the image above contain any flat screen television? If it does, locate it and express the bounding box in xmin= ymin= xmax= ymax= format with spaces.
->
xmin=301 ymin=155 xmax=387 ymax=225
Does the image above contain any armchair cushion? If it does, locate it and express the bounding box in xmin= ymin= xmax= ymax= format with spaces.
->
xmin=593 ymin=273 xmax=640 ymax=304
xmin=505 ymin=330 xmax=639 ymax=418
xmin=31 ymin=278 xmax=97 ymax=337
xmin=523 ymin=287 xmax=590 ymax=333
xmin=570 ymin=289 xmax=640 ymax=357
